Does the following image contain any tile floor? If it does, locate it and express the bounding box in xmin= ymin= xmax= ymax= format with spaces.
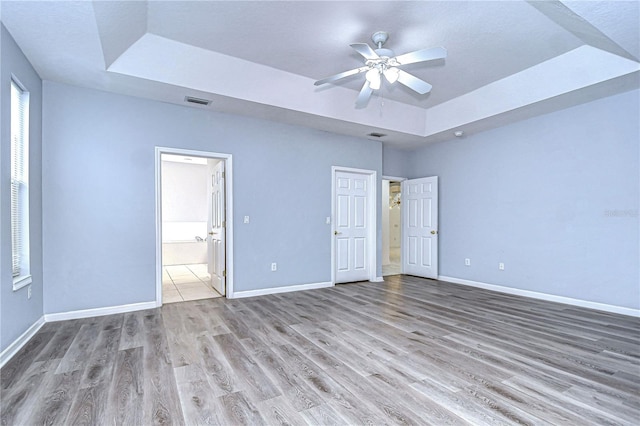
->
xmin=382 ymin=246 xmax=402 ymax=276
xmin=162 ymin=263 xmax=222 ymax=304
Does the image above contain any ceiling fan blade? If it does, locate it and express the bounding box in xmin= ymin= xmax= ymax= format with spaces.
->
xmin=394 ymin=47 xmax=447 ymax=66
xmin=397 ymin=69 xmax=432 ymax=94
xmin=355 ymin=81 xmax=373 ymax=108
xmin=314 ymin=66 xmax=369 ymax=86
xmin=350 ymin=43 xmax=380 ymax=60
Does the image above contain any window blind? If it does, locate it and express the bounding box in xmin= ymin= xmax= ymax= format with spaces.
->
xmin=11 ymin=79 xmax=29 ymax=278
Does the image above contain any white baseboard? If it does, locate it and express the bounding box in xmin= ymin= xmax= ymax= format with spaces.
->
xmin=439 ymin=275 xmax=640 ymax=317
xmin=44 ymin=301 xmax=158 ymax=323
xmin=371 ymin=276 xmax=385 ymax=282
xmin=232 ymin=281 xmax=333 ymax=299
xmin=0 ymin=316 xmax=45 ymax=369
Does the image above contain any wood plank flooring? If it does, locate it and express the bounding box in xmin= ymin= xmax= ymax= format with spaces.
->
xmin=1 ymin=275 xmax=639 ymax=425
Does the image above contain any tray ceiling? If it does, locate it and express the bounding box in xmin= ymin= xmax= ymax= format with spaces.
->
xmin=2 ymin=0 xmax=638 ymax=147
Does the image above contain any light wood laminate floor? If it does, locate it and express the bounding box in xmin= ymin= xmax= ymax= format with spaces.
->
xmin=2 ymin=275 xmax=639 ymax=425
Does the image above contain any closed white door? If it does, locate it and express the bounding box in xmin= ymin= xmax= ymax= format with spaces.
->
xmin=208 ymin=160 xmax=226 ymax=295
xmin=403 ymin=176 xmax=438 ymax=278
xmin=334 ymin=171 xmax=370 ymax=283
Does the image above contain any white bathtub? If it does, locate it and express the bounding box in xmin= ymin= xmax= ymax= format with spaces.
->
xmin=162 ymin=222 xmax=207 ymax=266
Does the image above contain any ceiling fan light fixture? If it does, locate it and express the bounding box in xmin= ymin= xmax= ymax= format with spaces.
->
xmin=365 ymin=68 xmax=381 ymax=90
xmin=383 ymin=67 xmax=399 ymax=84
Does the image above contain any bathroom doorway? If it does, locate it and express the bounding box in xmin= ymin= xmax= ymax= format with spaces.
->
xmin=155 ymin=148 xmax=234 ymax=305
xmin=383 ymin=178 xmax=403 ymax=276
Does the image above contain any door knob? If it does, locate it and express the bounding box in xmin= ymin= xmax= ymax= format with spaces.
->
xmin=431 ymin=230 xmax=438 ymax=235
xmin=334 ymin=231 xmax=342 ymax=235
xmin=208 ymin=231 xmax=215 ymax=235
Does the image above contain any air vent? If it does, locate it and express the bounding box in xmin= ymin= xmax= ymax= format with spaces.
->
xmin=367 ymin=132 xmax=387 ymax=138
xmin=184 ymin=96 xmax=212 ymax=106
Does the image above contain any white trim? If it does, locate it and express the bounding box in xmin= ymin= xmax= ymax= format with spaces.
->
xmin=12 ymin=274 xmax=32 ymax=291
xmin=331 ymin=166 xmax=377 ymax=286
xmin=371 ymin=276 xmax=385 ymax=282
xmin=155 ymin=147 xmax=235 ymax=304
xmin=232 ymin=281 xmax=333 ymax=299
xmin=439 ymin=275 xmax=640 ymax=318
xmin=382 ymin=175 xmax=406 ymax=182
xmin=0 ymin=316 xmax=45 ymax=368
xmin=44 ymin=301 xmax=157 ymax=323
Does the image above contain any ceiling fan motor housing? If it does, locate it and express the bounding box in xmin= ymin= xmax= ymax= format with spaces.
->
xmin=371 ymin=31 xmax=389 ymax=47
xmin=374 ymin=48 xmax=395 ymax=58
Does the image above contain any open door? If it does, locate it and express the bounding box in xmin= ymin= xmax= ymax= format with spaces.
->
xmin=403 ymin=176 xmax=438 ymax=279
xmin=208 ymin=160 xmax=226 ymax=295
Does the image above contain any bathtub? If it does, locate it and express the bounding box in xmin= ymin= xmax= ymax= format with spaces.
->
xmin=162 ymin=222 xmax=207 ymax=266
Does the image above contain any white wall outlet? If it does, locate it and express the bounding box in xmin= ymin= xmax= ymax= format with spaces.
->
xmin=465 ymin=258 xmax=471 ymax=266
xmin=244 ymin=216 xmax=250 ymax=224
xmin=499 ymin=262 xmax=505 ymax=270
xmin=27 ymin=285 xmax=32 ymax=299
xmin=271 ymin=262 xmax=277 ymax=271
xmin=326 ymin=216 xmax=331 ymax=224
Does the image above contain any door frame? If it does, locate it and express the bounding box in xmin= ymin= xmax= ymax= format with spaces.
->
xmin=383 ymin=175 xmax=406 ymax=275
xmin=331 ymin=166 xmax=377 ymax=285
xmin=154 ymin=147 xmax=235 ymax=306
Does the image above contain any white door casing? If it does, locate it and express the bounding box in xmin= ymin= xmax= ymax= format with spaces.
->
xmin=208 ymin=160 xmax=226 ymax=295
xmin=403 ymin=176 xmax=438 ymax=279
xmin=332 ymin=168 xmax=376 ymax=284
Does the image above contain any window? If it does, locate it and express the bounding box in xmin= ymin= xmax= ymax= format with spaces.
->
xmin=11 ymin=78 xmax=31 ymax=289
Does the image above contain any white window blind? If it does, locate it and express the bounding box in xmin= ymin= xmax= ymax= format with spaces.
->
xmin=11 ymin=79 xmax=30 ymax=280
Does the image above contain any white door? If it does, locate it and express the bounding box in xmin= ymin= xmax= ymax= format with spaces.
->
xmin=403 ymin=176 xmax=438 ymax=278
xmin=334 ymin=170 xmax=370 ymax=283
xmin=208 ymin=160 xmax=226 ymax=295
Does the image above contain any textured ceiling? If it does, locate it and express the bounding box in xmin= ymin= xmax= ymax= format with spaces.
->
xmin=1 ymin=0 xmax=639 ymax=147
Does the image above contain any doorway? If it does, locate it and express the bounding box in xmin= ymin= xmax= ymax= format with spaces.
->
xmin=155 ymin=147 xmax=234 ymax=306
xmin=383 ymin=178 xmax=403 ymax=276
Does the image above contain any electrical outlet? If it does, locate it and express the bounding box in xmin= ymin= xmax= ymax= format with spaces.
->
xmin=499 ymin=262 xmax=505 ymax=270
xmin=27 ymin=285 xmax=32 ymax=299
xmin=465 ymin=258 xmax=471 ymax=266
xmin=244 ymin=216 xmax=250 ymax=224
xmin=326 ymin=217 xmax=331 ymax=224
xmin=271 ymin=262 xmax=277 ymax=271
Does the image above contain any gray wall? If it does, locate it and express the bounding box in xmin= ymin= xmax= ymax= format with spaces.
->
xmin=382 ymin=146 xmax=410 ymax=178
xmin=408 ymin=89 xmax=639 ymax=309
xmin=42 ymin=81 xmax=382 ymax=314
xmin=1 ymin=24 xmax=44 ymax=352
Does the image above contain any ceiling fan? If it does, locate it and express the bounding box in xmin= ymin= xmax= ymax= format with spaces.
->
xmin=314 ymin=31 xmax=446 ymax=108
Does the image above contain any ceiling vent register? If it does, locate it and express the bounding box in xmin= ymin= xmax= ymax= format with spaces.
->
xmin=184 ymin=96 xmax=212 ymax=106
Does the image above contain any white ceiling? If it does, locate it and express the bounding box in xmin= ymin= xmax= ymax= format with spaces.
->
xmin=1 ymin=0 xmax=638 ymax=148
